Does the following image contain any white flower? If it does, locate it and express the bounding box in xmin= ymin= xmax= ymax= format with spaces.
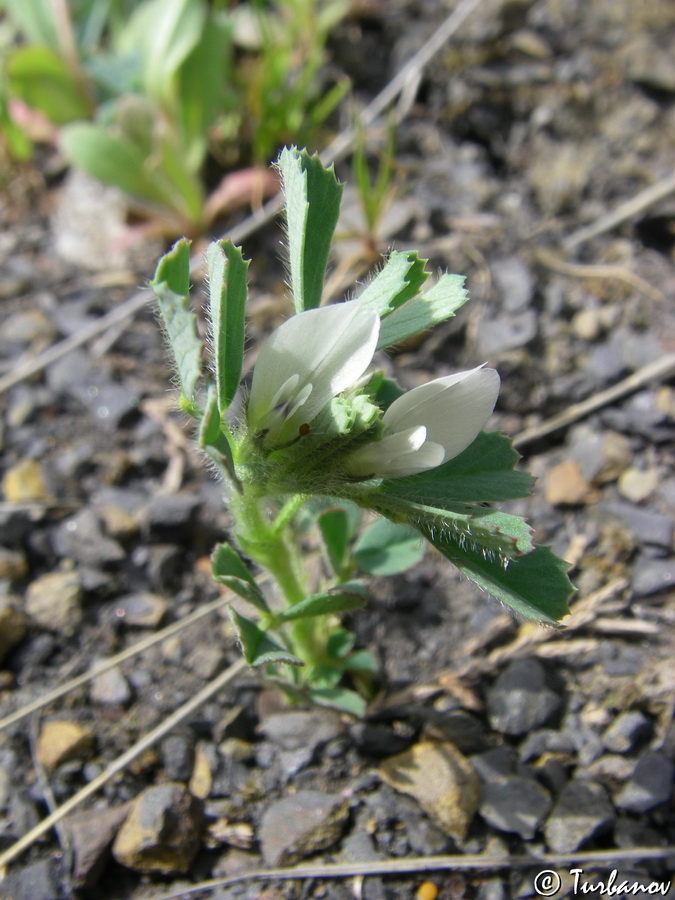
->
xmin=248 ymin=300 xmax=380 ymax=445
xmin=347 ymin=366 xmax=500 ymax=478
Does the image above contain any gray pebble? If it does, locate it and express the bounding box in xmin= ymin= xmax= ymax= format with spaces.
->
xmin=51 ymin=508 xmax=125 ymax=567
xmin=597 ymin=502 xmax=673 ymax=549
xmin=0 ymin=859 xmax=61 ymax=900
xmin=493 ymin=257 xmax=534 ymax=313
xmin=161 ymin=732 xmax=196 ymax=782
xmin=144 ymin=492 xmax=201 ymax=539
xmin=602 ymin=711 xmax=651 ymax=753
xmin=89 ymin=664 xmax=132 ymax=706
xmin=259 ymin=790 xmax=350 ymax=866
xmin=632 ymin=556 xmax=675 ymax=597
xmin=471 ymin=747 xmax=519 ymax=782
xmin=544 ymin=780 xmax=615 ymax=852
xmin=487 ymin=660 xmax=562 ymax=736
xmin=616 ymin=751 xmax=673 ymax=813
xmin=480 ymin=775 xmax=552 ymax=839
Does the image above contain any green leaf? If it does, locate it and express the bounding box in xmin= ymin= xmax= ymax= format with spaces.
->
xmin=306 ymin=686 xmax=365 ymax=717
xmin=207 ymin=240 xmax=249 ymax=413
xmin=60 ymin=122 xmax=175 ymax=210
xmin=326 ymin=628 xmax=356 ymax=659
xmin=377 ymin=273 xmax=468 ymax=350
xmin=7 ymin=45 xmax=90 ymax=124
xmin=177 ymin=11 xmax=232 ymax=170
xmin=198 ymin=387 xmax=236 ymax=476
xmin=358 ymin=250 xmax=429 ymax=318
xmin=4 ymin=0 xmax=60 ymax=48
xmin=150 ymin=238 xmax=202 ymax=404
xmin=420 ymin=526 xmax=574 ymax=625
xmin=317 ymin=507 xmax=351 ymax=575
xmin=375 ymin=496 xmax=535 ymax=559
xmin=212 ymin=542 xmax=269 ymax=613
xmin=342 ymin=649 xmax=378 ymax=673
xmin=228 ymin=608 xmax=302 ymax=667
xmin=275 ymin=586 xmax=367 ymax=623
xmin=277 ymin=146 xmax=343 ymax=312
xmin=353 ymin=518 xmax=424 ymax=576
xmin=382 ymin=431 xmax=533 ymax=504
xmin=122 ymin=0 xmax=205 ymax=108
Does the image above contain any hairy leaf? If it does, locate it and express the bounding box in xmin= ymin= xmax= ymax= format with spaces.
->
xmin=228 ymin=608 xmax=302 ymax=667
xmin=277 ymin=146 xmax=343 ymax=312
xmin=421 ymin=526 xmax=573 ymax=625
xmin=212 ymin=542 xmax=269 ymax=613
xmin=377 ymin=273 xmax=468 ymax=350
xmin=358 ymin=250 xmax=429 ymax=318
xmin=150 ymin=239 xmax=202 ymax=403
xmin=207 ymin=240 xmax=249 ymax=412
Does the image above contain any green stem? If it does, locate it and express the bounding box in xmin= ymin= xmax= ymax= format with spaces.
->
xmin=231 ymin=488 xmax=321 ymax=666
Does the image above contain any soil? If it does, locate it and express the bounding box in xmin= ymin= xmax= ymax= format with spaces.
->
xmin=1 ymin=1 xmax=674 ymax=898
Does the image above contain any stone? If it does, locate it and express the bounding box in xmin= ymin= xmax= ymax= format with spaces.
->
xmin=189 ymin=744 xmax=213 ymax=800
xmin=89 ymin=664 xmax=132 ymax=706
xmin=0 ymin=595 xmax=27 ymax=662
xmin=95 ymin=502 xmax=139 ymax=542
xmin=36 ymin=720 xmax=94 ymax=770
xmin=492 ymin=257 xmax=534 ymax=313
xmin=0 ymin=859 xmax=60 ymax=900
xmin=0 ymin=546 xmax=28 ymax=580
xmin=64 ymin=804 xmax=131 ymax=888
xmin=25 ymin=569 xmax=84 ymax=636
xmin=544 ymin=780 xmax=615 ymax=852
xmin=112 ymin=783 xmax=204 ymax=874
xmin=2 ymin=458 xmax=51 ymax=502
xmin=260 ymin=709 xmax=344 ymax=778
xmin=479 ymin=775 xmax=552 ymax=839
xmin=632 ymin=556 xmax=675 ymax=598
xmin=258 ymin=790 xmax=350 ymax=866
xmin=544 ymin=460 xmax=598 ymax=505
xmin=471 ymin=747 xmax=519 ymax=782
xmin=184 ymin=644 xmax=225 ymax=680
xmin=52 ymin=508 xmax=125 ymax=567
xmin=602 ymin=711 xmax=651 ymax=753
xmin=618 ymin=467 xmax=658 ymax=503
xmin=350 ymin=722 xmax=414 ymax=757
xmin=487 ymin=660 xmax=562 ymax=736
xmin=616 ymin=751 xmax=673 ymax=813
xmin=379 ymin=741 xmax=480 ymax=842
xmin=144 ymin=492 xmax=201 ymax=540
xmin=161 ymin=731 xmax=196 ymax=782
xmin=115 ymin=591 xmax=167 ymax=627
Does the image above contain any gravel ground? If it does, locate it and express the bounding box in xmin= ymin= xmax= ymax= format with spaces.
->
xmin=1 ymin=0 xmax=674 ymax=898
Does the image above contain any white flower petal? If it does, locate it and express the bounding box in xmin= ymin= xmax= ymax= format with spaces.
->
xmin=383 ymin=366 xmax=500 ymax=464
xmin=347 ymin=427 xmax=446 ymax=478
xmin=248 ymin=300 xmax=380 ymax=442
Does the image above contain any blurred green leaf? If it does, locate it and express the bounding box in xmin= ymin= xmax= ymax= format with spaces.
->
xmin=177 ymin=10 xmax=232 ymax=171
xmin=275 ymin=585 xmax=367 ymax=623
xmin=317 ymin=507 xmax=351 ymax=575
xmin=229 ymin=608 xmax=302 ymax=667
xmin=7 ymin=45 xmax=90 ymax=124
xmin=307 ymin=685 xmax=365 ymax=717
xmin=277 ymin=146 xmax=343 ymax=312
xmin=207 ymin=240 xmax=249 ymax=413
xmin=212 ymin=541 xmax=269 ymax=612
xmin=353 ymin=518 xmax=424 ymax=576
